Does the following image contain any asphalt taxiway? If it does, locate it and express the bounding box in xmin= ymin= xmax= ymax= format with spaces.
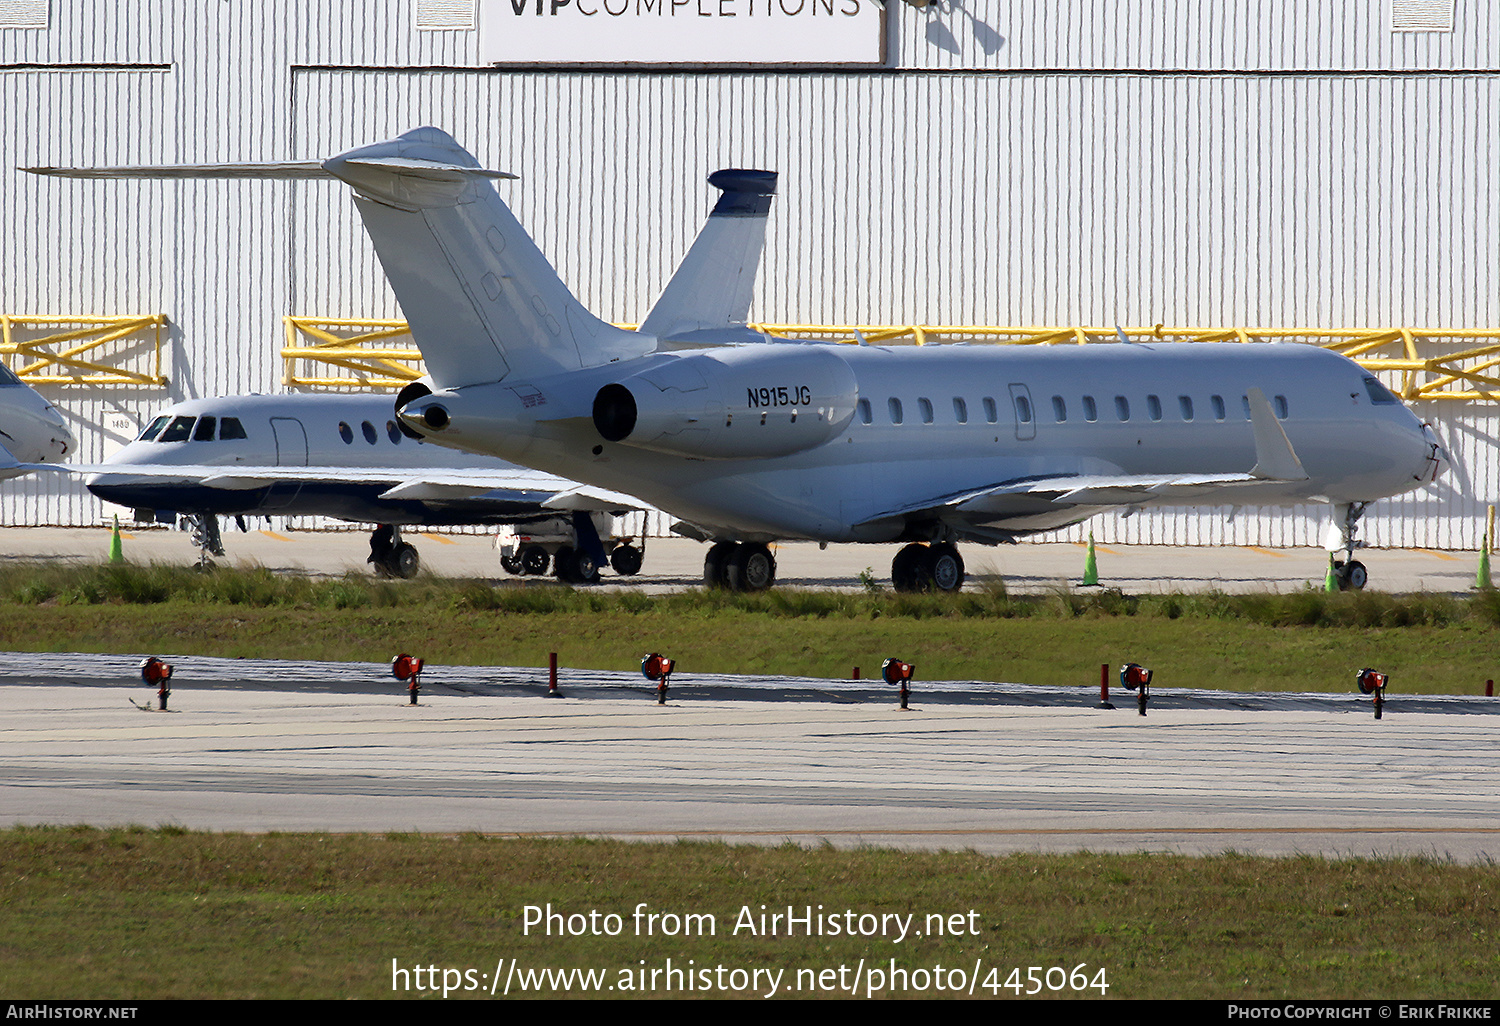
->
xmin=0 ymin=526 xmax=1487 ymax=594
xmin=4 ymin=653 xmax=1499 ymax=862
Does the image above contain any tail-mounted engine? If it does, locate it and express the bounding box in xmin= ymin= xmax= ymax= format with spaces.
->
xmin=592 ymin=347 xmax=858 ymax=459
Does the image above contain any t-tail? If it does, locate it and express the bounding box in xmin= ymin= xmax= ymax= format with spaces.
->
xmin=323 ymin=128 xmax=650 ymax=387
xmin=27 ymin=126 xmax=649 ymax=389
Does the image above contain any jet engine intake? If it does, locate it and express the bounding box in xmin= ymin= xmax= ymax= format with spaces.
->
xmin=591 ymin=347 xmax=858 ymax=460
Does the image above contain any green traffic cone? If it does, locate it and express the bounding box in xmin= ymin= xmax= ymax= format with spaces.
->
xmin=1478 ymin=539 xmax=1492 ymax=590
xmin=1324 ymin=552 xmax=1338 ymax=593
xmin=1082 ymin=532 xmax=1099 ymax=586
xmin=109 ymin=515 xmax=123 ymax=563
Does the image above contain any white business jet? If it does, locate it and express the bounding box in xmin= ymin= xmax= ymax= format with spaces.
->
xmin=83 ymin=391 xmax=647 ymax=580
xmin=33 ymin=128 xmax=1448 ymax=592
xmin=0 ymin=362 xmax=74 ymax=478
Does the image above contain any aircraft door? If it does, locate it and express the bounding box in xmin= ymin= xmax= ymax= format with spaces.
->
xmin=270 ymin=417 xmax=309 ymax=466
xmin=1007 ymin=384 xmax=1036 ymax=441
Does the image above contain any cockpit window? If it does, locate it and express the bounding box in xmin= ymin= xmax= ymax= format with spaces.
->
xmin=158 ymin=416 xmax=196 ymax=442
xmin=193 ymin=416 xmax=217 ymax=441
xmin=138 ymin=416 xmax=170 ymax=441
xmin=1363 ymin=376 xmax=1400 ymax=406
xmin=220 ymin=417 xmax=246 ymax=440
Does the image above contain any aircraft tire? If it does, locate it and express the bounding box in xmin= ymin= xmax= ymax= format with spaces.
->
xmin=499 ymin=552 xmax=523 ymax=575
xmin=392 ymin=543 xmax=420 ymax=579
xmin=521 ymin=544 xmax=550 ymax=575
xmin=553 ymin=545 xmax=578 ymax=583
xmin=1341 ymin=560 xmax=1368 ymax=591
xmin=727 ymin=543 xmax=776 ymax=592
xmin=572 ymin=548 xmax=601 ymax=585
xmin=891 ymin=543 xmax=931 ymax=593
xmin=610 ymin=544 xmax=643 ymax=576
xmin=703 ymin=541 xmax=736 ymax=589
xmin=930 ymin=543 xmax=965 ymax=592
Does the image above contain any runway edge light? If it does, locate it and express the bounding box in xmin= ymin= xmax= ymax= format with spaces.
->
xmin=1355 ymin=667 xmax=1389 ymax=720
xmin=642 ymin=652 xmax=675 ymax=705
xmin=392 ymin=653 xmax=424 ymax=705
xmin=882 ymin=657 xmax=915 ymax=710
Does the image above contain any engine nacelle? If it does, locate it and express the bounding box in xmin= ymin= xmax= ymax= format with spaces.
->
xmin=592 ymin=346 xmax=858 ymax=459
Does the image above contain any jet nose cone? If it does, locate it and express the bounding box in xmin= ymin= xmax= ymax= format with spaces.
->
xmin=1419 ymin=423 xmax=1449 ymax=484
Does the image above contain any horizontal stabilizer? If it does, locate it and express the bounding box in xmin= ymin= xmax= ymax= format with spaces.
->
xmin=25 ymin=159 xmax=517 ymax=182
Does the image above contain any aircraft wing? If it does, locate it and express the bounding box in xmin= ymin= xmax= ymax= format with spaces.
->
xmin=0 ymin=443 xmax=71 ymax=482
xmin=80 ymin=462 xmax=646 ymax=510
xmin=856 ymin=388 xmax=1313 ymax=527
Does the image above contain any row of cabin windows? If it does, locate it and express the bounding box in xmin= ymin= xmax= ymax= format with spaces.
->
xmin=138 ymin=415 xmax=408 ymax=445
xmin=857 ymin=393 xmax=1291 ymax=427
xmin=337 ymin=420 xmax=405 ymax=445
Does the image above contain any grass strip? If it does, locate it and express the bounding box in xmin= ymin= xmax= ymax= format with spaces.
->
xmin=2 ymin=827 xmax=1496 ymax=1000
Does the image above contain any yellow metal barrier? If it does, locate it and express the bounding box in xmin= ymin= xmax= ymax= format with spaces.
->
xmin=281 ymin=317 xmax=424 ymax=388
xmin=282 ymin=316 xmax=1500 ymax=403
xmin=0 ymin=314 xmax=167 ymax=385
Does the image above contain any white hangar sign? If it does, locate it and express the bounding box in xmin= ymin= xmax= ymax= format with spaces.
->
xmin=479 ymin=0 xmax=885 ymax=65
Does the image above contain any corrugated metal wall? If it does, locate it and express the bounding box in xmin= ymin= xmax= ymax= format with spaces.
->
xmin=1 ymin=0 xmax=1496 ymax=550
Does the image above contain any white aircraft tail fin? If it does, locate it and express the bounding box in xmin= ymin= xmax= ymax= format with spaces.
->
xmin=28 ymin=127 xmax=651 ymax=388
xmin=639 ymin=169 xmax=777 ymax=344
xmin=326 ymin=128 xmax=650 ymax=386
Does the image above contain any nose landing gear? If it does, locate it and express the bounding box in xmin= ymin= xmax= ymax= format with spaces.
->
xmin=1326 ymin=502 xmax=1370 ymax=591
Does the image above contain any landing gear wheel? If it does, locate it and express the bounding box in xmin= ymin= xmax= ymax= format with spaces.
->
xmin=1335 ymin=559 xmax=1368 ymax=592
xmin=703 ymin=541 xmax=736 ymax=589
xmin=391 ymin=542 xmax=420 ymax=579
xmin=610 ymin=543 xmax=643 ymax=576
xmin=553 ymin=545 xmax=600 ymax=585
xmin=930 ymin=542 xmax=965 ymax=593
xmin=891 ymin=543 xmax=932 ymax=593
xmin=499 ymin=552 xmax=523 ymax=575
xmin=521 ymin=544 xmax=550 ymax=575
xmin=728 ymin=543 xmax=776 ymax=592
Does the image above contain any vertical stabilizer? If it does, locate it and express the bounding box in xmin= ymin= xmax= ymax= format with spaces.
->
xmin=323 ymin=128 xmax=650 ymax=387
xmin=639 ymin=169 xmax=777 ymax=343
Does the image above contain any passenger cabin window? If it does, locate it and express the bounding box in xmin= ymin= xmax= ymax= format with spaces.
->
xmin=1241 ymin=395 xmax=1253 ymax=420
xmin=1363 ymin=376 xmax=1400 ymax=405
xmin=386 ymin=421 xmax=402 ymax=443
xmin=1114 ymin=396 xmax=1130 ymax=421
xmin=1146 ymin=395 xmax=1162 ymax=421
xmin=159 ymin=416 xmax=195 ymax=442
xmin=338 ymin=422 xmax=354 ymax=444
xmin=888 ymin=398 xmax=904 ymax=425
xmin=1014 ymin=394 xmax=1032 ymax=424
xmin=1274 ymin=396 xmax=1289 ymax=419
xmin=952 ymin=397 xmax=967 ymax=424
xmin=1178 ymin=396 xmax=1194 ymax=421
xmin=857 ymin=398 xmax=872 ymax=425
xmin=362 ymin=421 xmax=378 ymax=444
xmin=139 ymin=416 xmax=169 ymax=441
xmin=1210 ymin=395 xmax=1226 ymax=421
xmin=1052 ymin=396 xmax=1067 ymax=422
xmin=1082 ymin=396 xmax=1097 ymax=422
xmin=918 ymin=397 xmax=934 ymax=424
xmin=982 ymin=397 xmax=997 ymax=424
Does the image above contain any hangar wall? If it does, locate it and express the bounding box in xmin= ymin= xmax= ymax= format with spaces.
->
xmin=1 ymin=0 xmax=1496 ymax=550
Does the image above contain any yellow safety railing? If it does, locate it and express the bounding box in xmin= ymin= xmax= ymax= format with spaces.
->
xmin=0 ymin=314 xmax=168 ymax=385
xmin=281 ymin=317 xmax=424 ymax=388
xmin=282 ymin=317 xmax=1500 ymax=402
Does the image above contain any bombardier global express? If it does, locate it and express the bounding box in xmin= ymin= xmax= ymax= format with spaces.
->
xmin=31 ymin=127 xmax=1448 ymax=592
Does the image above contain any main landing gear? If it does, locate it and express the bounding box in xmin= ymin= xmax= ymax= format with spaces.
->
xmin=369 ymin=524 xmax=421 ymax=579
xmin=891 ymin=541 xmax=966 ymax=593
xmin=703 ymin=541 xmax=777 ymax=591
xmin=1326 ymin=502 xmax=1370 ymax=592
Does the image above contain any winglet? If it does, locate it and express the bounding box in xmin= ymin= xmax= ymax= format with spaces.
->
xmin=639 ymin=168 xmax=778 ymax=343
xmin=1246 ymin=388 xmax=1309 ymax=481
